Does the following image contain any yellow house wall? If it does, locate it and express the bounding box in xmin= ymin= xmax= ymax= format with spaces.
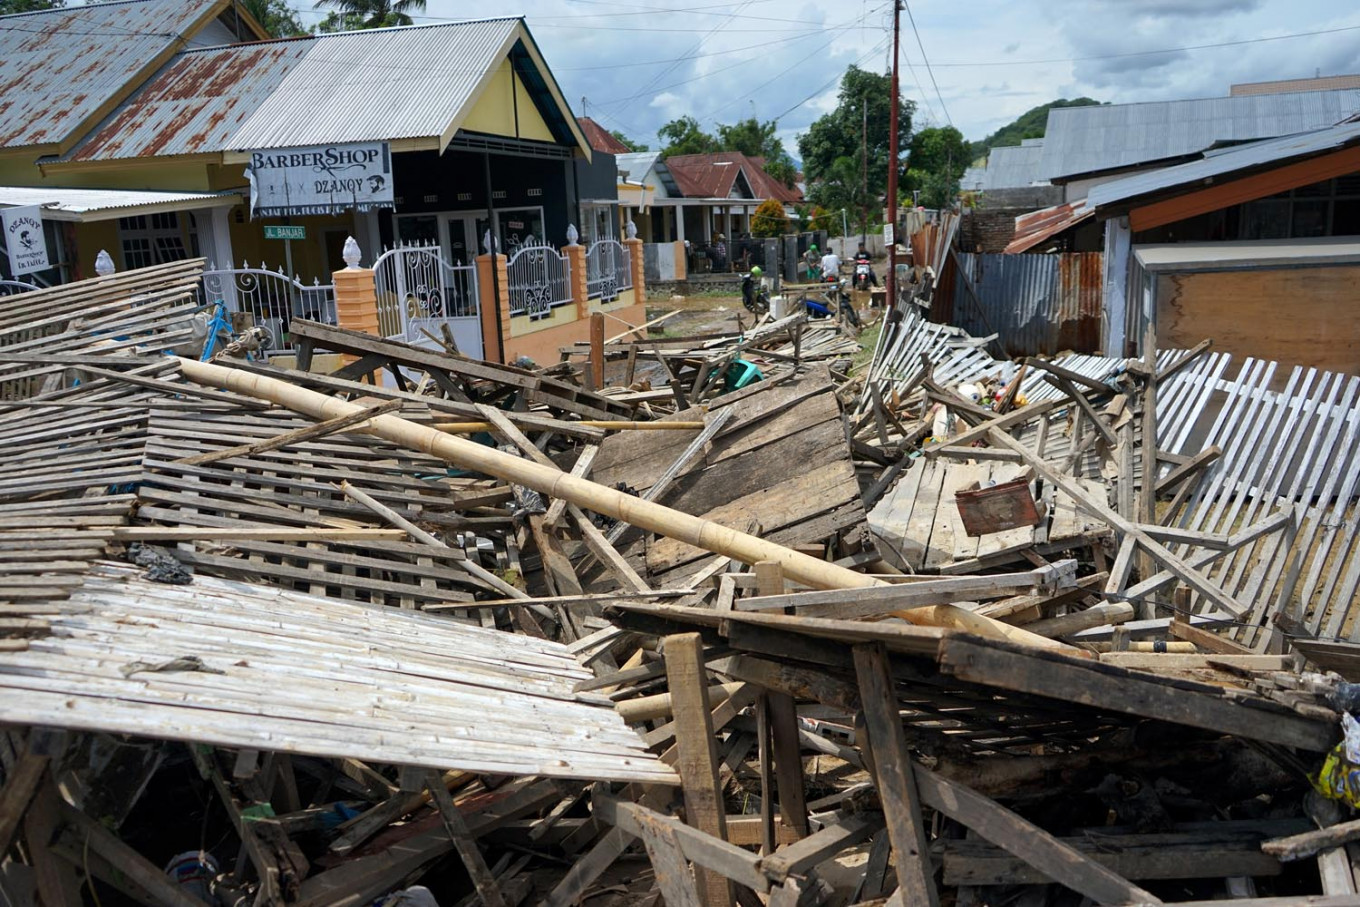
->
xmin=505 ymin=301 xmax=648 ymax=365
xmin=0 ymin=156 xmax=218 ymax=192
xmin=228 ymin=211 xmax=357 ymax=281
xmin=460 ymin=62 xmax=556 ymax=143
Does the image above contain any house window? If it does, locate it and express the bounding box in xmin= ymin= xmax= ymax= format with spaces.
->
xmin=118 ymin=213 xmax=190 ymax=270
xmin=1237 ymin=175 xmax=1360 ymax=239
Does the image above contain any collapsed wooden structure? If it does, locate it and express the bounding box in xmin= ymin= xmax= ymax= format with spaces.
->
xmin=1 ymin=260 xmax=1358 ymax=907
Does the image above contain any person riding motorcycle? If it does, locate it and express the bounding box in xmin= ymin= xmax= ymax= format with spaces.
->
xmin=740 ymin=265 xmax=769 ymax=315
xmin=853 ymin=243 xmax=879 ymax=289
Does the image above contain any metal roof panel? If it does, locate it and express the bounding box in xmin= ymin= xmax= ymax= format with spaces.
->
xmin=1038 ymin=90 xmax=1360 ymax=181
xmin=0 ymin=0 xmax=223 ymax=149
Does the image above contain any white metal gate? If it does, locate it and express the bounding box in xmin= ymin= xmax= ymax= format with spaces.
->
xmin=374 ymin=243 xmax=482 ymax=358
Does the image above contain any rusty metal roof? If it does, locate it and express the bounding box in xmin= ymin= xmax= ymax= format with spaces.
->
xmin=0 ymin=0 xmax=226 ymax=150
xmin=1003 ymin=199 xmax=1094 ymax=254
xmin=577 ymin=117 xmax=629 ymax=155
xmin=58 ymin=18 xmax=591 ymax=161
xmin=663 ymin=152 xmax=802 ymax=203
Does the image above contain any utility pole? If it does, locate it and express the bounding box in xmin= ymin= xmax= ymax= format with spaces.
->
xmin=861 ymin=93 xmax=869 ymax=245
xmin=886 ymin=0 xmax=902 ymax=311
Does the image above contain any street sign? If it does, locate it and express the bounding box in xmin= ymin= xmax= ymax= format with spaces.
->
xmin=264 ymin=225 xmax=306 ymax=240
xmin=883 ymin=222 xmax=895 ymax=246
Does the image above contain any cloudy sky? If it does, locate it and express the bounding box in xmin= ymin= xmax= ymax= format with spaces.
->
xmin=284 ymin=0 xmax=1360 ymax=154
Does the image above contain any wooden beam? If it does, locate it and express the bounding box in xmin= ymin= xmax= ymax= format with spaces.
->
xmin=665 ymin=632 xmax=735 ymax=907
xmin=172 ymin=399 xmax=403 ymax=466
xmin=0 ymin=740 xmax=47 ymax=858
xmin=761 ymin=812 xmax=883 ymax=883
xmin=58 ymin=800 xmax=210 ymax=907
xmin=633 ymin=805 xmax=703 ymax=907
xmin=852 ymin=642 xmax=938 ymax=907
xmin=1129 ymin=145 xmax=1360 ymax=232
xmin=914 ymin=772 xmax=1160 ymax=905
xmin=938 ymin=635 xmax=1333 ymax=751
xmin=425 ymin=770 xmax=508 ymax=907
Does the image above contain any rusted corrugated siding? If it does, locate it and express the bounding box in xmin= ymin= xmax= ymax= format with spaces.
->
xmin=951 ymin=251 xmax=1103 ymax=357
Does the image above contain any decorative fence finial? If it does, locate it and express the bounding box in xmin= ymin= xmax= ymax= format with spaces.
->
xmin=625 ymin=220 xmax=638 ymax=240
xmin=94 ymin=250 xmax=116 ymax=276
xmin=342 ymin=236 xmax=362 ymax=269
xmin=566 ymin=224 xmax=579 ymax=245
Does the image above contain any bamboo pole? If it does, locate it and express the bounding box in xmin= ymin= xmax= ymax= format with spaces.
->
xmin=433 ymin=421 xmax=705 ymax=434
xmin=175 ymin=358 xmax=1074 ymax=652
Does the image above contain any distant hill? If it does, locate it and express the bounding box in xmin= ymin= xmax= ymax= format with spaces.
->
xmin=969 ymin=98 xmax=1103 ymax=161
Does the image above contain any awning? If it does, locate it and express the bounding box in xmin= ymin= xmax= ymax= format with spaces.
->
xmin=1134 ymin=236 xmax=1360 ymax=272
xmin=1003 ymin=199 xmax=1094 ymax=254
xmin=0 ymin=186 xmax=241 ymax=223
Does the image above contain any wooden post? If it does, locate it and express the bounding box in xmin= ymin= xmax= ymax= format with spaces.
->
xmin=589 ymin=311 xmax=606 ymax=391
xmin=1138 ymin=322 xmax=1159 ymax=592
xmin=664 ymin=632 xmax=734 ymax=907
xmin=852 ymin=642 xmax=938 ymax=907
xmin=425 ymin=770 xmax=509 ymax=907
xmin=755 ymin=562 xmax=810 ymax=840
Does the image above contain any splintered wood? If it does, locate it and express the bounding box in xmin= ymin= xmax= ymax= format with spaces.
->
xmin=0 ymin=260 xmax=1355 ymax=907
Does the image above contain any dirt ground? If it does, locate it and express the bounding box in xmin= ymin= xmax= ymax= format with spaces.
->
xmin=644 ymin=287 xmax=882 ymax=340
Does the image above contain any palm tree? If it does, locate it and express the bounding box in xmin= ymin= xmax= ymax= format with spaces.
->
xmin=313 ymin=0 xmax=427 ymax=30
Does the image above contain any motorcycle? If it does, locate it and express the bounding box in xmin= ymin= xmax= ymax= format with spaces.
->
xmin=853 ymin=256 xmax=874 ymax=291
xmin=740 ymin=270 xmax=770 ymax=316
xmin=801 ymin=275 xmax=861 ymax=328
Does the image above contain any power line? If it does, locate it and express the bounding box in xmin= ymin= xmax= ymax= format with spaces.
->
xmin=926 ymin=22 xmax=1360 ymax=67
xmin=901 ymin=0 xmax=951 ymax=127
xmin=769 ymin=35 xmax=890 ymax=123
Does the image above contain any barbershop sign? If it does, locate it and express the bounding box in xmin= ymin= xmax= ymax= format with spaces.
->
xmin=2 ymin=206 xmax=50 ymax=275
xmin=246 ymin=142 xmax=394 ymax=217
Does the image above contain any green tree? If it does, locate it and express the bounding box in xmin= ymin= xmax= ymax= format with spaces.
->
xmin=0 ymin=0 xmax=64 ymax=12
xmin=808 ymin=206 xmax=835 ymax=233
xmin=312 ymin=0 xmax=426 ymax=30
xmin=750 ymin=199 xmax=790 ymax=238
xmin=241 ymin=0 xmax=307 ymax=36
xmin=610 ymin=130 xmax=648 ymax=153
xmin=904 ymin=125 xmax=967 ymax=205
xmin=657 ymin=116 xmax=719 ymax=157
xmin=718 ymin=117 xmax=797 ymax=188
xmin=799 ymin=66 xmax=914 ymax=235
xmin=969 ymin=97 xmax=1102 ymax=159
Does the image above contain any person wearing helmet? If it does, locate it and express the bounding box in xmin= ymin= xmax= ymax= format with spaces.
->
xmin=803 ymin=243 xmax=821 ymax=280
xmin=750 ymin=265 xmax=762 ymax=278
xmin=741 ymin=264 xmax=767 ymax=314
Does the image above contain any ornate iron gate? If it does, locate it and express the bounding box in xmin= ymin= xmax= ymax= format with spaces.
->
xmin=373 ymin=243 xmax=482 ymax=358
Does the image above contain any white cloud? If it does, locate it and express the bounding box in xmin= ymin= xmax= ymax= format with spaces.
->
xmin=290 ymin=0 xmax=1360 ymax=145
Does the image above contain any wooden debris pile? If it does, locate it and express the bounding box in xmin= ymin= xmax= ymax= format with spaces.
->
xmin=0 ymin=265 xmax=1357 ymax=907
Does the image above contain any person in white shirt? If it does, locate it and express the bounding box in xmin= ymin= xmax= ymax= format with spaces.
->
xmin=819 ymin=249 xmax=841 ymax=280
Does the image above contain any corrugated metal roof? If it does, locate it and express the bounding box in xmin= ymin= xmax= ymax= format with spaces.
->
xmin=65 ymin=41 xmax=311 ymax=161
xmin=577 ymin=117 xmax=629 ymax=155
xmin=60 ymin=18 xmax=556 ymax=160
xmin=1003 ymin=199 xmax=1094 ymax=254
xmin=1087 ymin=119 xmax=1360 ymax=212
xmin=977 ymin=142 xmax=1048 ymax=190
xmin=0 ymin=185 xmax=239 ymax=220
xmin=663 ymin=151 xmax=802 ymax=203
xmin=0 ymin=0 xmax=225 ymax=149
xmin=1232 ymin=75 xmax=1360 ymax=96
xmin=1038 ymin=89 xmax=1360 ymax=181
xmin=234 ymin=19 xmax=522 ymax=150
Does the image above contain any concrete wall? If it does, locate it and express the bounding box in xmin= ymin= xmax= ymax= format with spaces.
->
xmin=975 ymin=186 xmax=1063 ymax=209
xmin=827 ymin=235 xmax=885 ymax=259
xmin=643 ymin=241 xmax=686 ymax=282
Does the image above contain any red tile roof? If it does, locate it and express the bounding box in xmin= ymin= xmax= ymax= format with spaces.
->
xmin=663 ymin=151 xmax=802 ymax=203
xmin=576 ymin=117 xmax=632 ymax=155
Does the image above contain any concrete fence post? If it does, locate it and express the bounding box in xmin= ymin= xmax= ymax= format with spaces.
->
xmin=476 ymin=253 xmax=509 ymax=363
xmin=623 ymin=236 xmax=645 ymax=299
xmin=332 ymin=266 xmax=380 ymax=336
xmin=565 ymin=242 xmax=589 ymax=320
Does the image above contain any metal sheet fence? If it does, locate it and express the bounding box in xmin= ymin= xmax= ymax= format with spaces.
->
xmin=949 ymin=251 xmax=1103 ymax=357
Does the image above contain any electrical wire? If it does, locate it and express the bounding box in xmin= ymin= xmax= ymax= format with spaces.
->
xmin=901 ymin=0 xmax=951 ymax=127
